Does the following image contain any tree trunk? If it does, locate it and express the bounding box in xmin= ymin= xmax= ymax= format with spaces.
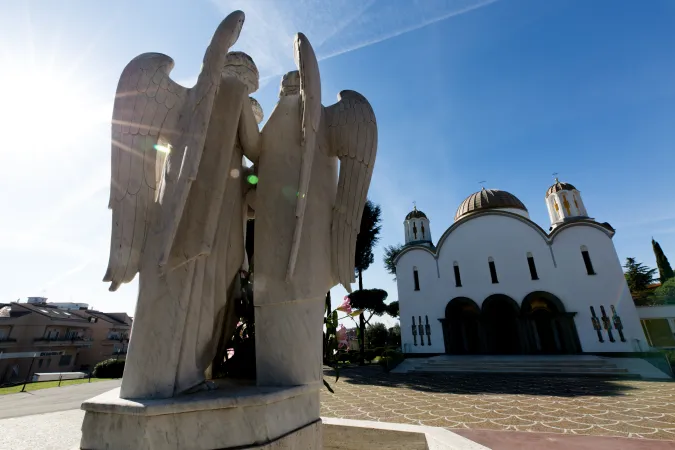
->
xmin=358 ymin=268 xmax=365 ymax=365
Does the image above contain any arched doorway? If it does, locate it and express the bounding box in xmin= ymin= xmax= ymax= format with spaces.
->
xmin=482 ymin=294 xmax=522 ymax=354
xmin=521 ymin=292 xmax=580 ymax=354
xmin=443 ymin=297 xmax=481 ymax=354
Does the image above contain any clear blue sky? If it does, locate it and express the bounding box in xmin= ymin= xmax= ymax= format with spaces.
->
xmin=1 ymin=0 xmax=674 ymax=327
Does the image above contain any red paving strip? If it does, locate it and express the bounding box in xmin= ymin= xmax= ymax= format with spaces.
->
xmin=453 ymin=429 xmax=675 ymax=450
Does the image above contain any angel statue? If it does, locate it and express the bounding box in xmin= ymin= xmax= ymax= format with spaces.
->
xmin=253 ymin=33 xmax=378 ymax=386
xmin=103 ymin=10 xmax=264 ymax=399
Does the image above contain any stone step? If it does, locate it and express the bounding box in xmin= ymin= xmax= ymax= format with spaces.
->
xmin=423 ymin=362 xmax=617 ymax=369
xmin=411 ymin=366 xmax=630 ymax=374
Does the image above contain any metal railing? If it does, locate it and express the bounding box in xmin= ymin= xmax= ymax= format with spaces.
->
xmin=33 ymin=336 xmax=93 ymax=342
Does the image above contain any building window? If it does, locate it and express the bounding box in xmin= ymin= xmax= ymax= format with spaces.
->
xmin=59 ymin=355 xmax=72 ymax=367
xmin=453 ymin=262 xmax=462 ymax=287
xmin=413 ymin=267 xmax=420 ymax=291
xmin=488 ymin=257 xmax=498 ymax=284
xmin=581 ymin=245 xmax=595 ymax=275
xmin=527 ymin=252 xmax=539 ymax=280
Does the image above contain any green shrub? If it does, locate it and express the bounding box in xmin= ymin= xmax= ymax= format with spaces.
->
xmin=383 ymin=348 xmax=401 ymax=358
xmin=378 ymin=350 xmax=405 ymax=372
xmin=371 ymin=347 xmax=386 ymax=357
xmin=662 ymin=350 xmax=675 ymax=372
xmin=92 ymin=358 xmax=125 ymax=378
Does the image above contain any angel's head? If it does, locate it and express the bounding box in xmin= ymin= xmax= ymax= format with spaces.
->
xmin=249 ymin=97 xmax=264 ymax=124
xmin=280 ymin=70 xmax=300 ymax=97
xmin=223 ymin=51 xmax=259 ymax=94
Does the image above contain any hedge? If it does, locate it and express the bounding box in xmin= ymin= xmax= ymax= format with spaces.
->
xmin=92 ymin=358 xmax=125 ymax=378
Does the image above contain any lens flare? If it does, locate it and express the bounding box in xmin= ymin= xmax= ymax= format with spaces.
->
xmin=154 ymin=144 xmax=171 ymax=154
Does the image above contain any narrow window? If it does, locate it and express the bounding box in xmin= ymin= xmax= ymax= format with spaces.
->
xmin=581 ymin=245 xmax=595 ymax=275
xmin=453 ymin=261 xmax=462 ymax=287
xmin=488 ymin=257 xmax=498 ymax=284
xmin=413 ymin=267 xmax=420 ymax=291
xmin=527 ymin=252 xmax=539 ymax=280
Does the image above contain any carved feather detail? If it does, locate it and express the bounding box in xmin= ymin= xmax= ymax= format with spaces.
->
xmin=104 ymin=11 xmax=246 ymax=291
xmin=327 ymin=90 xmax=378 ymax=292
xmin=104 ymin=54 xmax=188 ymax=292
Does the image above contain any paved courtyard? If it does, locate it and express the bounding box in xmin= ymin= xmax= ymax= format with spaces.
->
xmin=321 ymin=366 xmax=675 ymax=441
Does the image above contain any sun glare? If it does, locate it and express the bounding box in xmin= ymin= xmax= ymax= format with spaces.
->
xmin=0 ymin=69 xmax=107 ymax=161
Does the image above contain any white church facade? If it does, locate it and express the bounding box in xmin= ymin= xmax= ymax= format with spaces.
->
xmin=395 ymin=180 xmax=649 ymax=356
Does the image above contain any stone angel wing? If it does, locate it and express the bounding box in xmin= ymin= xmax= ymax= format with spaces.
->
xmin=286 ymin=32 xmax=322 ymax=280
xmin=327 ymin=91 xmax=378 ymax=292
xmin=104 ymin=10 xmax=245 ymax=291
xmin=103 ymin=53 xmax=187 ymax=292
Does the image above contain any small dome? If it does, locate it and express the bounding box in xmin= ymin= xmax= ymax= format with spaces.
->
xmin=455 ymin=188 xmax=527 ymax=221
xmin=546 ymin=179 xmax=577 ymax=198
xmin=405 ymin=207 xmax=427 ymax=220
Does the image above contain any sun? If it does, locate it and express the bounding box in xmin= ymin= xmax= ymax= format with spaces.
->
xmin=2 ymin=70 xmax=103 ymax=151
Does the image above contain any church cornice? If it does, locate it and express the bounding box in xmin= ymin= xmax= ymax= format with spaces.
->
xmin=393 ymin=210 xmax=615 ymax=264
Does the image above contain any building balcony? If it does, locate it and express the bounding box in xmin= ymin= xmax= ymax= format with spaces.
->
xmin=103 ymin=337 xmax=129 ymax=345
xmin=33 ymin=337 xmax=94 ymax=347
xmin=0 ymin=337 xmax=17 ymax=347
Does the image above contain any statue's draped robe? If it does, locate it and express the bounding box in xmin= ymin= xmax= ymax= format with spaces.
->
xmin=253 ymin=92 xmax=337 ymax=386
xmin=121 ymin=81 xmax=249 ymax=399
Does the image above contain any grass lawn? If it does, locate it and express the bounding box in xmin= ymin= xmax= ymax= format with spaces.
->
xmin=0 ymin=377 xmax=115 ymax=395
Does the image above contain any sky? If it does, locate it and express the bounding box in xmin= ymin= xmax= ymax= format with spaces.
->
xmin=1 ymin=0 xmax=674 ymax=329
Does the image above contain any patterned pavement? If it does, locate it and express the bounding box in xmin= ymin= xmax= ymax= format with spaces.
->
xmin=320 ymin=366 xmax=675 ymax=441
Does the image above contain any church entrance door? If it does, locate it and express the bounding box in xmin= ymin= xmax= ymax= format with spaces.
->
xmin=444 ymin=298 xmax=481 ymax=354
xmin=522 ymin=292 xmax=580 ymax=354
xmin=482 ymin=295 xmax=522 ymax=355
xmin=531 ymin=309 xmax=558 ymax=353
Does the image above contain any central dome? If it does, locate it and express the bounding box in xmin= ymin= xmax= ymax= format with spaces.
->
xmin=455 ymin=188 xmax=528 ymax=221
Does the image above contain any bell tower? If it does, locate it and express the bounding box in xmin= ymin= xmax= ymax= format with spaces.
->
xmin=546 ymin=178 xmax=588 ymax=229
xmin=404 ymin=204 xmax=432 ymax=245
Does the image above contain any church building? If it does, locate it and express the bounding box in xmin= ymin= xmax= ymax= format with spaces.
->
xmin=395 ymin=180 xmax=649 ymax=355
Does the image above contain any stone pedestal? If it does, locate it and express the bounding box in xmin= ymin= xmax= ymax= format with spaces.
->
xmin=80 ymin=382 xmax=321 ymax=450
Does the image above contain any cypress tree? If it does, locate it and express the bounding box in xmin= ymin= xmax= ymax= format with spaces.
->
xmin=652 ymin=238 xmax=674 ymax=283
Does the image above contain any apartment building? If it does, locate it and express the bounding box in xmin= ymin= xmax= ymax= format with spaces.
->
xmin=0 ymin=301 xmax=131 ymax=383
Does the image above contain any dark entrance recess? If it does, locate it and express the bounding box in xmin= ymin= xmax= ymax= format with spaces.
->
xmin=521 ymin=292 xmax=581 ymax=354
xmin=482 ymin=294 xmax=521 ymax=354
xmin=440 ymin=292 xmax=581 ymax=355
xmin=443 ymin=297 xmax=481 ymax=354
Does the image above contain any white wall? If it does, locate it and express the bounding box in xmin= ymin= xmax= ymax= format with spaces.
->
xmin=460 ymin=207 xmax=530 ymax=220
xmin=404 ymin=217 xmax=432 ymax=244
xmin=552 ymin=225 xmax=646 ymax=352
xmin=397 ymin=213 xmax=648 ymax=354
xmin=637 ymin=305 xmax=675 ymax=320
xmin=547 ymin=189 xmax=588 ymax=226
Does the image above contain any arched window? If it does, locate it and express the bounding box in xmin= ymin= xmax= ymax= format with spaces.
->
xmin=488 ymin=257 xmax=498 ymax=284
xmin=413 ymin=266 xmax=420 ymax=291
xmin=580 ymin=245 xmax=595 ymax=275
xmin=453 ymin=261 xmax=462 ymax=287
xmin=527 ymin=252 xmax=539 ymax=280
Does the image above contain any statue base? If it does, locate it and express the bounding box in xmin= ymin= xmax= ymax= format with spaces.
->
xmin=79 ymin=382 xmax=321 ymax=449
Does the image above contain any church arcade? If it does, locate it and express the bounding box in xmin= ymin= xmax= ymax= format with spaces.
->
xmin=395 ymin=182 xmax=649 ymax=356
